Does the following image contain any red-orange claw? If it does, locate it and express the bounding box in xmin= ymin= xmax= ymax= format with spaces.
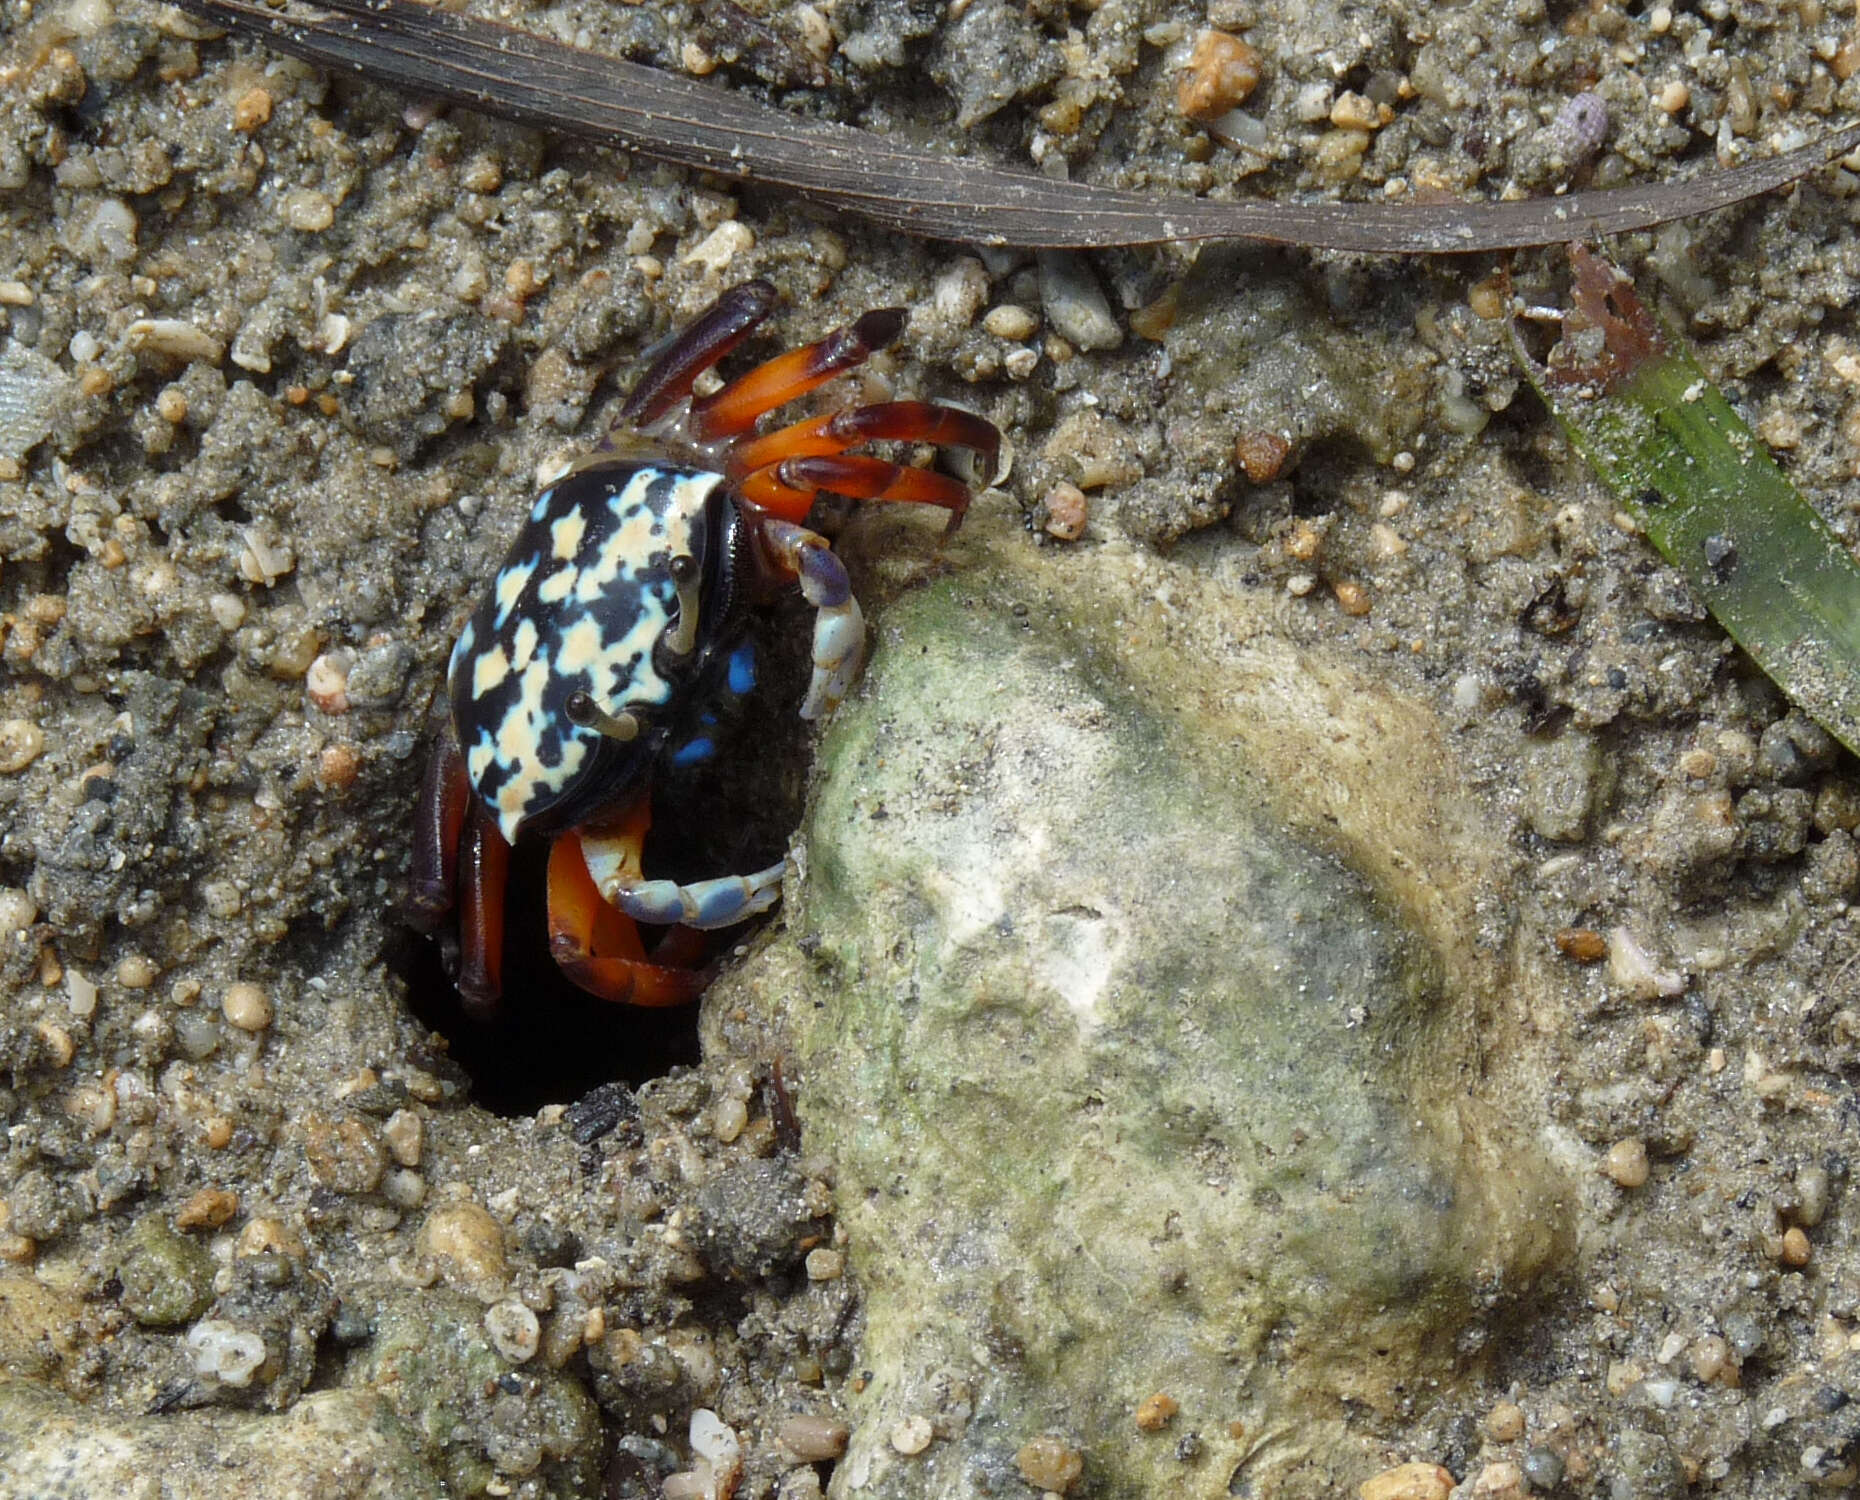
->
xmin=728 ymin=400 xmax=1001 ymax=479
xmin=546 ymin=831 xmax=706 ymax=1007
xmin=688 ymin=308 xmax=907 ymax=441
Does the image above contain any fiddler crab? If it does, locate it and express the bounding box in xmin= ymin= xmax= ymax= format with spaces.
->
xmin=408 ymin=280 xmax=999 ymax=1015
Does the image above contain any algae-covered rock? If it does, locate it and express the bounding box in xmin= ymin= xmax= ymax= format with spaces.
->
xmin=715 ymin=516 xmax=1573 ymax=1498
xmin=117 ymin=1210 xmax=216 ymax=1327
xmin=340 ymin=1286 xmax=601 ymax=1498
xmin=0 ymin=1377 xmax=446 ymax=1500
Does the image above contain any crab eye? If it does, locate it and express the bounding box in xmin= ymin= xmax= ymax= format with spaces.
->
xmin=564 ymin=691 xmax=642 ymax=743
xmin=668 ymin=553 xmax=698 ymax=584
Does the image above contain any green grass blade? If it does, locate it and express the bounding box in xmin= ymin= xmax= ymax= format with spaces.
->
xmin=1512 ymin=248 xmax=1860 ymax=757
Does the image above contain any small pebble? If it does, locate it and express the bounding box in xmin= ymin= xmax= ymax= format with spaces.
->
xmin=174 ymin=1187 xmax=239 ymax=1230
xmin=316 ymin=744 xmax=361 ymax=790
xmin=186 ymin=1320 xmax=268 ymax=1386
xmin=381 ymin=1168 xmax=426 ymax=1209
xmin=0 ymin=720 xmax=46 ymax=773
xmin=890 ymin=1416 xmax=934 ymax=1456
xmin=1793 ymin=1164 xmax=1830 ymax=1227
xmin=1780 ymin=1226 xmax=1812 ymax=1267
xmin=484 ymin=1299 xmax=541 ymax=1362
xmin=417 ymin=1200 xmax=509 ymax=1287
xmin=1176 ymin=30 xmax=1262 ymax=120
xmin=221 ymin=981 xmax=273 ymax=1032
xmin=1689 ymin=1335 xmax=1735 ymax=1385
xmin=1358 ymin=1463 xmax=1455 ymax=1500
xmin=682 ymin=220 xmax=755 ymax=274
xmin=1483 ymin=1400 xmax=1526 ymax=1442
xmin=982 ymin=304 xmax=1039 ymax=341
xmin=804 ymin=1247 xmax=844 ymax=1281
xmin=67 ymin=969 xmax=99 ymax=1018
xmin=1470 ymin=1461 xmax=1526 ymax=1500
xmin=382 ymin=1108 xmax=424 ymax=1167
xmin=1554 ymin=927 xmax=1608 ymax=963
xmin=1520 ymin=1447 xmax=1564 ymax=1490
xmin=115 ymin=953 xmax=158 ymax=988
xmin=1235 ymin=430 xmax=1291 ymax=483
xmin=778 ymin=1415 xmax=850 ymax=1462
xmin=1657 ymin=81 xmax=1690 ymax=115
xmin=1135 ymin=1392 xmax=1179 ymax=1431
xmin=1602 ymin=1138 xmax=1649 ymax=1188
xmin=0 ymin=887 xmax=38 ymax=935
xmin=125 ymin=317 xmax=224 ymax=365
xmin=305 ymin=652 xmax=351 ymax=714
xmin=1015 ymin=1435 xmax=1084 ymax=1492
xmin=1333 ymin=580 xmax=1372 ymax=616
xmin=1329 ymin=90 xmax=1385 ymax=131
xmin=1044 ymin=482 xmax=1089 ymax=542
xmin=933 ymin=257 xmax=988 ymax=326
xmin=711 ymin=1096 xmax=748 ymax=1143
xmin=231 ymin=85 xmax=272 ymax=132
xmin=282 ymin=189 xmax=336 ymax=232
xmin=1037 ymin=251 xmax=1122 ymax=352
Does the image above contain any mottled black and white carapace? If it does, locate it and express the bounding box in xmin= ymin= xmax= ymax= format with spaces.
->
xmin=449 ymin=462 xmax=724 ymax=844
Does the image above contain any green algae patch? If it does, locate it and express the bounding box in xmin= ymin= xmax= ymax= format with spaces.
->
xmin=714 ymin=515 xmax=1573 ymax=1499
xmin=117 ymin=1211 xmax=216 ymax=1328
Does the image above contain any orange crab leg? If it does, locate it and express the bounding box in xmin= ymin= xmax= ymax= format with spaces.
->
xmin=456 ymin=801 xmax=510 ymax=1017
xmin=738 ymin=454 xmax=972 ymax=526
xmin=547 ymin=821 xmax=707 ymax=1008
xmin=727 ymin=400 xmax=1001 ymax=479
xmin=617 ymin=280 xmax=778 ymax=429
xmin=688 ymin=308 xmax=906 ymax=442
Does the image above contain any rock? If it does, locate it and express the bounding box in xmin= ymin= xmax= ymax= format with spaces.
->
xmin=0 ymin=1274 xmax=84 ymax=1379
xmin=1360 ymin=1462 xmax=1455 ymax=1500
xmin=712 ymin=514 xmax=1572 ymax=1499
xmin=0 ymin=1378 xmax=445 ymax=1499
xmin=117 ymin=1211 xmax=216 ymax=1327
xmin=341 ymin=1288 xmax=600 ymax=1493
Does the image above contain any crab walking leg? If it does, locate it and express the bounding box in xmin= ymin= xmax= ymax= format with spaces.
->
xmin=617 ymin=279 xmax=777 ymax=429
xmin=456 ymin=800 xmax=511 ymax=1017
xmin=407 ymin=733 xmax=469 ymax=933
xmin=578 ymin=799 xmax=787 ymax=932
xmin=549 ymin=826 xmax=708 ymax=1006
xmin=739 ymin=454 xmax=973 ymax=528
xmin=754 ymin=517 xmax=866 ymax=717
xmin=688 ymin=308 xmax=906 ymax=441
xmin=727 ymin=401 xmax=1002 ymax=480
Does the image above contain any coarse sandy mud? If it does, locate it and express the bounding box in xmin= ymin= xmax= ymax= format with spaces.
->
xmin=1 ymin=0 xmax=1859 ymax=1495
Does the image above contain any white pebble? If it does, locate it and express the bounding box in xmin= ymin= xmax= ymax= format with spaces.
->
xmin=186 ymin=1320 xmax=268 ymax=1386
xmin=66 ymin=969 xmax=99 ymax=1018
xmin=933 ymin=257 xmax=989 ymax=325
xmin=711 ymin=1096 xmax=747 ymax=1143
xmin=681 ymin=221 xmax=755 ymax=274
xmin=1606 ymin=927 xmax=1684 ymax=1000
xmin=126 ymin=318 xmax=224 ymax=365
xmin=689 ymin=1408 xmax=742 ymax=1470
xmin=890 ymin=1416 xmax=934 ymax=1455
xmin=0 ymin=887 xmax=37 ymax=936
xmin=484 ymin=1300 xmax=541 ymax=1362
